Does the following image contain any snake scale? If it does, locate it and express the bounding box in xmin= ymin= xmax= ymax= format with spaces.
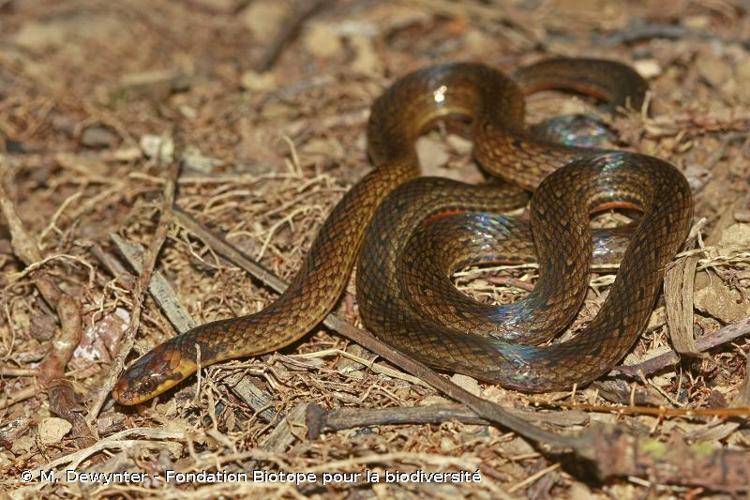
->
xmin=113 ymin=58 xmax=693 ymax=405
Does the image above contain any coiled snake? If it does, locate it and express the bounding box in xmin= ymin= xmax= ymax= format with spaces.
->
xmin=113 ymin=58 xmax=693 ymax=405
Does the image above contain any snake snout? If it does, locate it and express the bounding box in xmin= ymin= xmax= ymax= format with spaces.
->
xmin=112 ymin=343 xmax=192 ymax=405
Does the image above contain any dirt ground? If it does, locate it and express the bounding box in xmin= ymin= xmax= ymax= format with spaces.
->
xmin=2 ymin=0 xmax=750 ymax=498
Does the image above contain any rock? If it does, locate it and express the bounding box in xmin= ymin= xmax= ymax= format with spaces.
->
xmin=11 ymin=435 xmax=34 ymax=455
xmin=734 ymin=210 xmax=750 ymax=223
xmin=718 ymin=223 xmax=750 ymax=248
xmin=569 ymin=481 xmax=594 ymax=500
xmin=301 ymin=137 xmax=344 ymax=160
xmin=463 ymin=30 xmax=493 ymax=54
xmin=184 ymin=146 xmax=222 ymax=173
xmin=450 ymin=373 xmax=481 ymax=396
xmin=418 ymin=395 xmax=452 ymax=406
xmin=684 ymin=163 xmax=711 ymax=192
xmin=241 ymin=0 xmax=289 ymax=40
xmin=350 ymin=35 xmax=380 ymax=75
xmin=13 ymin=15 xmax=120 ymax=50
xmin=303 ymin=22 xmax=343 ymax=59
xmin=633 ymin=59 xmax=662 ymax=79
xmin=140 ymin=134 xmax=174 ymax=163
xmin=446 ymin=134 xmax=472 ymax=155
xmin=696 ymin=53 xmax=732 ymax=89
xmin=240 ymin=70 xmax=277 ymax=92
xmin=416 ymin=136 xmax=450 ymax=172
xmin=38 ymin=417 xmax=72 ymax=446
xmin=114 ymin=70 xmax=190 ymax=102
xmin=81 ymin=125 xmax=119 ymax=149
xmin=694 ymin=281 xmax=750 ymax=323
xmin=683 ymin=15 xmax=710 ymax=29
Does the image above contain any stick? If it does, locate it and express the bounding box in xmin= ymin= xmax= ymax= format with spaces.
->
xmin=305 ymin=403 xmax=589 ymax=439
xmin=86 ymin=160 xmax=179 ymax=424
xmin=253 ymin=0 xmax=331 ymax=72
xmin=614 ymin=316 xmax=750 ymax=377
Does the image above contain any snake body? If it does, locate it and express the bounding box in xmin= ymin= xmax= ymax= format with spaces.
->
xmin=113 ymin=59 xmax=693 ymax=405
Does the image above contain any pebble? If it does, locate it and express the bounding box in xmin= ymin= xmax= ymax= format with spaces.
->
xmin=240 ymin=70 xmax=277 ymax=92
xmin=140 ymin=134 xmax=174 ymax=163
xmin=450 ymin=373 xmax=481 ymax=396
xmin=38 ymin=417 xmax=72 ymax=446
xmin=80 ymin=125 xmax=119 ymax=149
xmin=633 ymin=59 xmax=662 ymax=79
xmin=241 ymin=0 xmax=289 ymax=40
xmin=696 ymin=53 xmax=732 ymax=89
xmin=303 ymin=22 xmax=343 ymax=59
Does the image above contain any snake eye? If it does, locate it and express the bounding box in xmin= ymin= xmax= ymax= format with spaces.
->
xmin=112 ymin=341 xmax=197 ymax=405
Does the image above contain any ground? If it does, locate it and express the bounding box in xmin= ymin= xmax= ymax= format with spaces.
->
xmin=1 ymin=0 xmax=750 ymax=498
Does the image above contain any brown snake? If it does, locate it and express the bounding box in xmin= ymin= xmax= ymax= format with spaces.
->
xmin=113 ymin=58 xmax=693 ymax=405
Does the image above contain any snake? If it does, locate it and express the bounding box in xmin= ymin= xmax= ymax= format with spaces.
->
xmin=112 ymin=58 xmax=693 ymax=405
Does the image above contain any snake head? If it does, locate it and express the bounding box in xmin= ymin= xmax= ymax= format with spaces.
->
xmin=112 ymin=342 xmax=197 ymax=406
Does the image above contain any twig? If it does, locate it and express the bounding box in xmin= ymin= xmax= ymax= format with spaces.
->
xmin=614 ymin=316 xmax=750 ymax=377
xmin=581 ymin=423 xmax=750 ymax=492
xmin=0 ymin=385 xmax=37 ymax=410
xmin=507 ymin=463 xmax=560 ymax=494
xmin=253 ymin=0 xmax=332 ymax=72
xmin=305 ymin=403 xmax=588 ymax=439
xmin=29 ymin=427 xmax=187 ymax=475
xmin=86 ymin=160 xmax=179 ymax=425
xmin=109 ymin=234 xmax=197 ymax=333
xmin=0 ymin=367 xmax=37 ymax=377
xmin=591 ymin=20 xmax=745 ymax=47
xmin=259 ymin=402 xmax=308 ymax=452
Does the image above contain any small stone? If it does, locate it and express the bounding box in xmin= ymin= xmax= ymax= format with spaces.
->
xmin=683 ymin=15 xmax=710 ymax=29
xmin=240 ymin=70 xmax=277 ymax=92
xmin=241 ymin=0 xmax=289 ymax=40
xmin=439 ymin=437 xmax=454 ymax=452
xmin=734 ymin=210 xmax=750 ymax=223
xmin=633 ymin=59 xmax=662 ymax=79
xmin=416 ymin=136 xmax=450 ymax=172
xmin=115 ymin=70 xmax=189 ymax=101
xmin=696 ymin=53 xmax=732 ymax=89
xmin=11 ymin=435 xmax=34 ymax=455
xmin=463 ymin=30 xmax=492 ymax=54
xmin=684 ymin=163 xmax=711 ymax=192
xmin=694 ymin=281 xmax=750 ymax=323
xmin=301 ymin=137 xmax=344 ymax=160
xmin=418 ymin=395 xmax=452 ymax=406
xmin=718 ymin=223 xmax=750 ymax=248
xmin=38 ymin=417 xmax=72 ymax=446
xmin=183 ymin=146 xmax=222 ymax=173
xmin=81 ymin=125 xmax=119 ymax=149
xmin=303 ymin=22 xmax=343 ymax=59
xmin=446 ymin=134 xmax=472 ymax=155
xmin=14 ymin=21 xmax=69 ymax=49
xmin=569 ymin=481 xmax=594 ymax=500
xmin=450 ymin=373 xmax=481 ymax=396
xmin=140 ymin=134 xmax=174 ymax=163
xmin=350 ymin=35 xmax=380 ymax=75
